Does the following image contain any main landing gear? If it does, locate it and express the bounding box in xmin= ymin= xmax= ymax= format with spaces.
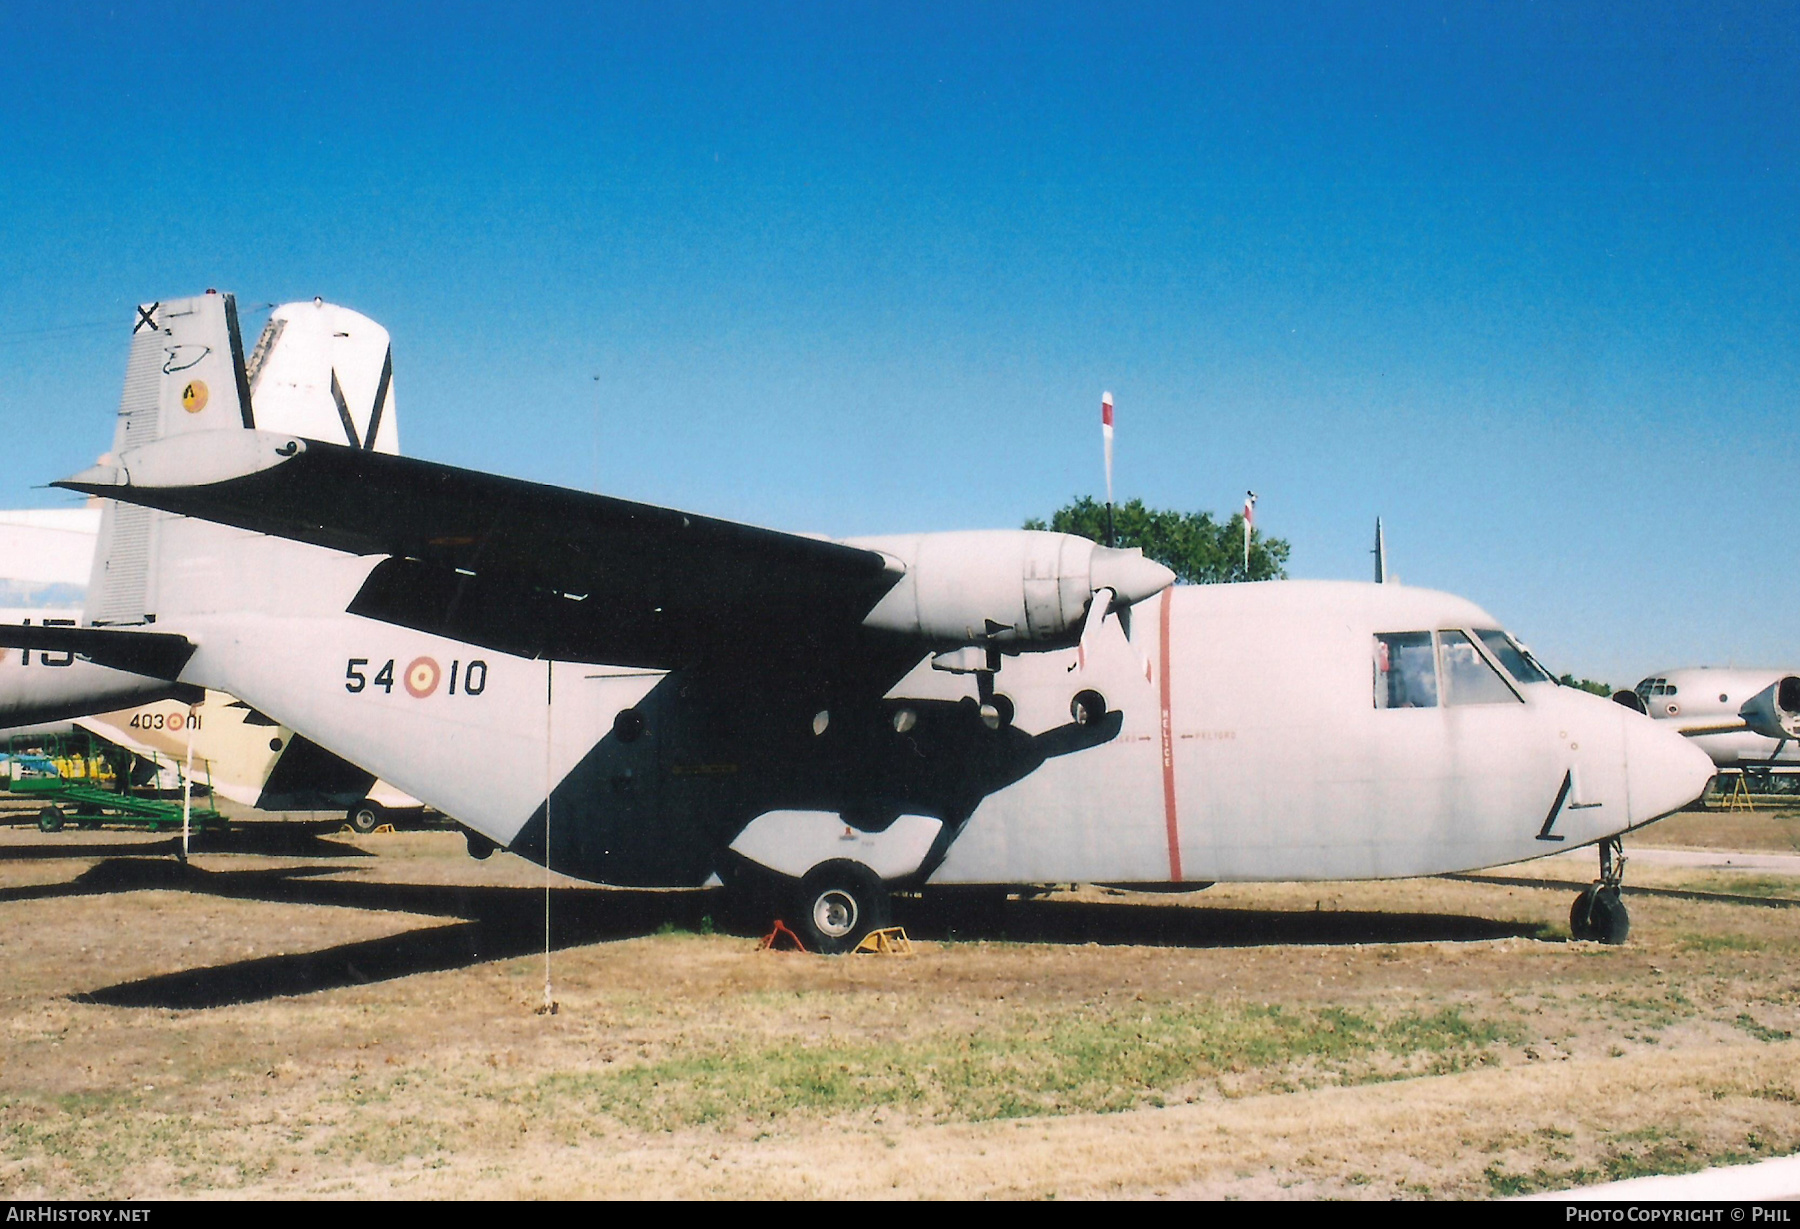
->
xmin=791 ymin=860 xmax=892 ymax=955
xmin=1570 ymin=835 xmax=1630 ymax=944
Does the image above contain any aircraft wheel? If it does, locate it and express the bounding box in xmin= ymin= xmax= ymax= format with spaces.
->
xmin=1589 ymin=887 xmax=1629 ymax=944
xmin=1570 ymin=886 xmax=1630 ymax=944
xmin=36 ymin=806 xmax=64 ymax=834
xmin=794 ymin=860 xmax=890 ymax=955
xmin=1569 ymin=887 xmax=1596 ymax=941
xmin=348 ymin=802 xmax=383 ymax=834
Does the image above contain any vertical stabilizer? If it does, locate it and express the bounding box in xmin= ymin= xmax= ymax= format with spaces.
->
xmin=245 ymin=299 xmax=400 ymax=454
xmin=86 ymin=293 xmax=406 ymax=628
xmin=88 ymin=293 xmax=253 ymax=625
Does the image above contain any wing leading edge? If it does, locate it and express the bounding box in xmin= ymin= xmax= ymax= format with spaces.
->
xmin=58 ymin=432 xmax=904 ymax=669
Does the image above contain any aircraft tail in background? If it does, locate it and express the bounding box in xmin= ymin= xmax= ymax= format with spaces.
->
xmin=0 ymin=292 xmax=404 ymax=727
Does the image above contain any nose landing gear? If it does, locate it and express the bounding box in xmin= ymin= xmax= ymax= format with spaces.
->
xmin=1570 ymin=836 xmax=1629 ymax=944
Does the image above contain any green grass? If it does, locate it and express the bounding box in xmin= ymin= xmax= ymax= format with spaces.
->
xmin=1482 ymin=1126 xmax=1785 ymax=1197
xmin=1679 ymin=875 xmax=1800 ymax=901
xmin=1676 ymin=932 xmax=1765 ymax=954
xmin=1732 ymin=1014 xmax=1794 ymax=1043
xmin=516 ymin=1002 xmax=1521 ymax=1132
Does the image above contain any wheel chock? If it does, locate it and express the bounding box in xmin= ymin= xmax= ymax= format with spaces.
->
xmin=757 ymin=920 xmax=808 ymax=952
xmin=853 ymin=926 xmax=913 ymax=955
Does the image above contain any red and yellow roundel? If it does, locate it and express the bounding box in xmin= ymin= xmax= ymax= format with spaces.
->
xmin=168 ymin=712 xmax=185 ymax=731
xmin=404 ymin=656 xmax=441 ymax=698
xmin=181 ymin=380 xmax=209 ymax=413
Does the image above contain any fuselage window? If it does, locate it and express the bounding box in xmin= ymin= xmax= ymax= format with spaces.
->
xmin=1374 ymin=632 xmax=1438 ymax=709
xmin=1475 ymin=629 xmax=1551 ymax=685
xmin=1440 ymin=630 xmax=1522 ymax=705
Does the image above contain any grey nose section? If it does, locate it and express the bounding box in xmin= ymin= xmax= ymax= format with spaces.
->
xmin=1625 ymin=714 xmax=1717 ymax=826
xmin=1090 ymin=546 xmax=1176 ymax=606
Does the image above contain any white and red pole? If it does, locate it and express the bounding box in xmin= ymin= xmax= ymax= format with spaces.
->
xmin=1102 ymin=391 xmax=1115 ymax=547
xmin=1243 ymin=490 xmax=1257 ymax=572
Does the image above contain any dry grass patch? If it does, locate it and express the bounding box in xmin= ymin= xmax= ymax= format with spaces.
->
xmin=3 ymin=818 xmax=1800 ymax=1197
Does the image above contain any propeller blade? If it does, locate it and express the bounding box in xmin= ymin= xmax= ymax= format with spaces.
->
xmin=1075 ymin=587 xmax=1114 ymax=673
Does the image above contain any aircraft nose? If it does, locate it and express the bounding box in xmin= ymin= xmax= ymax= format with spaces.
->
xmin=1623 ymin=709 xmax=1715 ymax=827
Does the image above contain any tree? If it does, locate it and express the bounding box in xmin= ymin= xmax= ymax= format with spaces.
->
xmin=1557 ymin=673 xmax=1612 ymax=697
xmin=1024 ymin=496 xmax=1289 ymax=584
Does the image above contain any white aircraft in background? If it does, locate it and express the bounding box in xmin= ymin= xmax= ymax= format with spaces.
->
xmin=1617 ymin=669 xmax=1800 ymax=786
xmin=0 ymin=291 xmax=1715 ymax=951
xmin=0 ymin=297 xmax=419 ymax=829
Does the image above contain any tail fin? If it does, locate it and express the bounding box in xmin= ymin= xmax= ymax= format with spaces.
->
xmin=245 ymin=299 xmax=399 ymax=453
xmin=86 ymin=293 xmax=403 ymax=628
xmin=88 ymin=293 xmax=254 ymax=626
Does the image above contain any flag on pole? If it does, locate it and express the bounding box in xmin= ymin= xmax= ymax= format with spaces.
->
xmin=1101 ymin=392 xmax=1114 ymax=507
xmin=1243 ymin=490 xmax=1257 ymax=572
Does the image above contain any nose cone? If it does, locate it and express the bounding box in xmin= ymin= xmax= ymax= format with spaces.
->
xmin=1624 ymin=711 xmax=1716 ymax=827
xmin=1090 ymin=546 xmax=1177 ymax=606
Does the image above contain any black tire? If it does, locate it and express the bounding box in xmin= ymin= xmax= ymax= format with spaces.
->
xmin=1589 ymin=887 xmax=1630 ymax=945
xmin=1571 ymin=885 xmax=1630 ymax=944
xmin=348 ymin=803 xmax=383 ymax=834
xmin=1569 ymin=887 xmax=1596 ymax=941
xmin=36 ymin=806 xmax=64 ymax=834
xmin=793 ymin=860 xmax=891 ymax=955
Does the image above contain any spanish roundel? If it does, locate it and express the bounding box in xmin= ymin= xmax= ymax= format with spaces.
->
xmin=404 ymin=656 xmax=441 ymax=698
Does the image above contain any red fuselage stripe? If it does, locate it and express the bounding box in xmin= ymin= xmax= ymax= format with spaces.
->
xmin=1158 ymin=586 xmax=1182 ymax=881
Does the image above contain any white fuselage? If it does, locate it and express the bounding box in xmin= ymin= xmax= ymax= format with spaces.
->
xmin=155 ymin=518 xmax=1712 ymax=888
xmin=1635 ymin=667 xmax=1800 ymax=771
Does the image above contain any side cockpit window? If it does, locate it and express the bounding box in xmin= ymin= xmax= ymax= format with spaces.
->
xmin=1374 ymin=632 xmax=1438 ymax=708
xmin=1475 ymin=629 xmax=1552 ymax=685
xmin=1377 ymin=630 xmax=1524 ymax=709
xmin=1439 ymin=630 xmax=1522 ymax=705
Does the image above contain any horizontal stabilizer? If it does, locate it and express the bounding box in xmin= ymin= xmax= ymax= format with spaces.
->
xmin=0 ymin=624 xmax=197 ymax=680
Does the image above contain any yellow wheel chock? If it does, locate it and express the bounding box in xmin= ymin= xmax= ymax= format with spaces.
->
xmin=853 ymin=926 xmax=913 ymax=955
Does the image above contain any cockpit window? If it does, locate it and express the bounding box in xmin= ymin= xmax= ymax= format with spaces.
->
xmin=1374 ymin=632 xmax=1438 ymax=709
xmin=1440 ymin=631 xmax=1522 ymax=705
xmin=1475 ymin=629 xmax=1552 ymax=685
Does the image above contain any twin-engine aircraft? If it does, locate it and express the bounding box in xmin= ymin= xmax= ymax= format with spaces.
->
xmin=1619 ymin=668 xmax=1800 ymax=785
xmin=0 ymin=291 xmax=1714 ymax=950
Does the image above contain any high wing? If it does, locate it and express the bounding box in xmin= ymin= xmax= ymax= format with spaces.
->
xmin=57 ymin=431 xmax=903 ymax=670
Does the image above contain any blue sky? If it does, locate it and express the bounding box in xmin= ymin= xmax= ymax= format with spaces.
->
xmin=0 ymin=2 xmax=1793 ymax=685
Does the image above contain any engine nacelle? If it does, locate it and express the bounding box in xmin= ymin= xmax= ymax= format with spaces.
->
xmin=1739 ymin=676 xmax=1800 ymax=741
xmin=851 ymin=529 xmax=1174 ymax=649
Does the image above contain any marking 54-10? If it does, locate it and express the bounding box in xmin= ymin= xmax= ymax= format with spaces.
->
xmin=345 ymin=657 xmax=488 ymax=698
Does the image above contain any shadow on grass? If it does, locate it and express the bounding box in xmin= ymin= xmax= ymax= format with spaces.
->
xmin=899 ymin=892 xmax=1546 ymax=949
xmin=1444 ymin=871 xmax=1800 ymax=910
xmin=0 ymin=818 xmax=372 ymax=862
xmin=60 ymin=856 xmax=1549 ymax=1010
xmin=69 ymin=857 xmax=717 ymax=1010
